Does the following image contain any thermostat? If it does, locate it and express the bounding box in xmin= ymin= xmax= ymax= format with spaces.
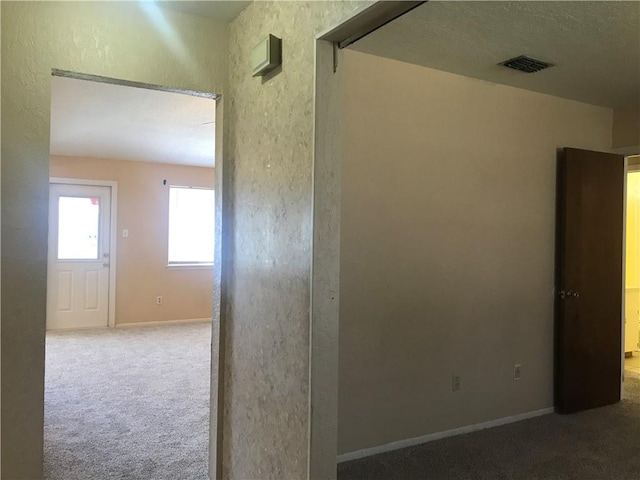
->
xmin=252 ymin=34 xmax=282 ymax=77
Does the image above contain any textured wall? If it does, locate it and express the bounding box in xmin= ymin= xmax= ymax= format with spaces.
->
xmin=1 ymin=3 xmax=227 ymax=477
xmin=338 ymin=50 xmax=613 ymax=454
xmin=50 ymin=156 xmax=215 ymax=326
xmin=224 ymin=2 xmax=367 ymax=478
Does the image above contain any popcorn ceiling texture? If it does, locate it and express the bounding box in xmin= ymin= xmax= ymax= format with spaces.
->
xmin=224 ymin=2 xmax=369 ymax=478
xmin=351 ymin=1 xmax=640 ymax=109
xmin=1 ymin=3 xmax=228 ymax=478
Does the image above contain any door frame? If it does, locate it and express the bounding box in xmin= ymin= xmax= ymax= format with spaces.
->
xmin=310 ymin=3 xmax=426 ymax=476
xmin=45 ymin=71 xmax=224 ymax=480
xmin=49 ymin=177 xmax=118 ymax=328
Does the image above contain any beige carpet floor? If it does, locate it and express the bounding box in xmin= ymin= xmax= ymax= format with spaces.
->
xmin=44 ymin=322 xmax=212 ymax=480
xmin=46 ymin=323 xmax=640 ymax=480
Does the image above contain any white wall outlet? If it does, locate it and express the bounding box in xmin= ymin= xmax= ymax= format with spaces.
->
xmin=156 ymin=296 xmax=163 ymax=305
xmin=122 ymin=229 xmax=129 ymax=238
xmin=514 ymin=363 xmax=522 ymax=381
xmin=452 ymin=374 xmax=462 ymax=392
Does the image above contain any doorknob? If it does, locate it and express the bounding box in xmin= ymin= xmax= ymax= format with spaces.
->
xmin=103 ymin=262 xmax=110 ymax=267
xmin=559 ymin=290 xmax=580 ymax=299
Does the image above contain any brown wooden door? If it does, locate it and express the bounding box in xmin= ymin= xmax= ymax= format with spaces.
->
xmin=556 ymin=148 xmax=625 ymax=414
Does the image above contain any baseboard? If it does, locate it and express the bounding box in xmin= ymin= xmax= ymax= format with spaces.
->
xmin=337 ymin=407 xmax=555 ymax=463
xmin=115 ymin=318 xmax=211 ymax=328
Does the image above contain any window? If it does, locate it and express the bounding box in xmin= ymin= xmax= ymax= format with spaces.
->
xmin=58 ymin=196 xmax=101 ymax=260
xmin=168 ymin=186 xmax=215 ymax=265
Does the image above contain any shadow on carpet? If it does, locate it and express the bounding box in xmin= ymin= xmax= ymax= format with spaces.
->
xmin=338 ymin=377 xmax=640 ymax=480
xmin=44 ymin=323 xmax=211 ymax=480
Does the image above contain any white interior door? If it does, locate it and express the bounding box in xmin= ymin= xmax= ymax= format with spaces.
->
xmin=47 ymin=183 xmax=111 ymax=330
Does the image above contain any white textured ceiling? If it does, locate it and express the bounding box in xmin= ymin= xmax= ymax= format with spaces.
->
xmin=350 ymin=1 xmax=640 ymax=109
xmin=159 ymin=0 xmax=252 ymax=22
xmin=50 ymin=76 xmax=216 ymax=167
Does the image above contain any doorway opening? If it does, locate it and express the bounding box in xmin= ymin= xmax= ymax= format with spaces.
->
xmin=45 ymin=70 xmax=219 ymax=478
xmin=624 ymin=156 xmax=640 ymax=382
xmin=314 ymin=0 xmax=639 ymax=475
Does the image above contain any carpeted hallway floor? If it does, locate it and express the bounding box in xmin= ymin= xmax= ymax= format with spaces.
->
xmin=338 ymin=378 xmax=640 ymax=480
xmin=46 ymin=323 xmax=640 ymax=479
xmin=44 ymin=322 xmax=212 ymax=480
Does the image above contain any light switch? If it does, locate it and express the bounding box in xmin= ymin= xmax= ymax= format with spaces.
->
xmin=122 ymin=229 xmax=129 ymax=238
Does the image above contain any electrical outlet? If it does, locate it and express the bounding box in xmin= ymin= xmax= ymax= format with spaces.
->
xmin=514 ymin=364 xmax=522 ymax=381
xmin=156 ymin=296 xmax=163 ymax=305
xmin=452 ymin=374 xmax=461 ymax=392
xmin=122 ymin=229 xmax=129 ymax=238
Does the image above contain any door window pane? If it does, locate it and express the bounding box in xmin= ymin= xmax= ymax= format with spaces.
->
xmin=58 ymin=196 xmax=100 ymax=260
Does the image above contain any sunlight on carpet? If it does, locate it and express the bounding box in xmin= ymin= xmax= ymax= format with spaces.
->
xmin=44 ymin=323 xmax=211 ymax=480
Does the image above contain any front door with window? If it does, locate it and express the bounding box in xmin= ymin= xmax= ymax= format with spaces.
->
xmin=47 ymin=183 xmax=111 ymax=330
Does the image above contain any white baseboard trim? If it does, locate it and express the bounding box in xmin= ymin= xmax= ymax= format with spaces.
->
xmin=115 ymin=318 xmax=211 ymax=328
xmin=337 ymin=407 xmax=555 ymax=463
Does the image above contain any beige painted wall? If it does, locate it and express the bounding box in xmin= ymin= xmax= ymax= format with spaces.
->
xmin=613 ymin=106 xmax=640 ymax=148
xmin=225 ymin=2 xmax=369 ymax=478
xmin=1 ymin=3 xmax=227 ymax=477
xmin=338 ymin=50 xmax=613 ymax=454
xmin=50 ymin=156 xmax=215 ymax=325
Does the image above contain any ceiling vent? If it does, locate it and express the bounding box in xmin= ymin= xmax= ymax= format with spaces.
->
xmin=500 ymin=55 xmax=553 ymax=73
